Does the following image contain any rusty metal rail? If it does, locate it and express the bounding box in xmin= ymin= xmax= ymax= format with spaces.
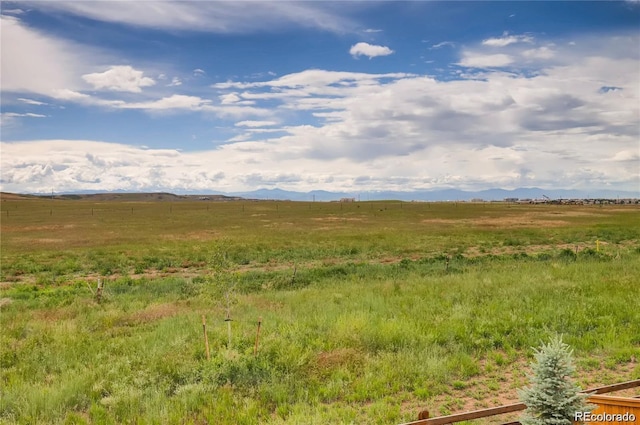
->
xmin=400 ymin=379 xmax=640 ymax=425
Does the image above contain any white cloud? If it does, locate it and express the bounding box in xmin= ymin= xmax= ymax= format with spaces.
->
xmin=2 ymin=27 xmax=638 ymax=194
xmin=0 ymin=15 xmax=93 ymax=96
xmin=51 ymin=89 xmax=92 ymax=101
xmin=363 ymin=28 xmax=382 ymax=33
xmin=218 ymin=93 xmax=256 ymax=106
xmin=1 ymin=8 xmax=25 ymax=15
xmin=193 ymin=69 xmax=206 ymax=77
xmin=167 ymin=77 xmax=182 ymax=87
xmin=522 ymin=46 xmax=555 ymax=60
xmin=459 ymin=53 xmax=514 ymax=68
xmin=483 ymin=33 xmax=534 ymax=47
xmin=430 ymin=41 xmax=455 ymax=49
xmin=82 ymin=65 xmax=156 ymax=93
xmin=235 ymin=121 xmax=277 ymax=127
xmin=47 ymin=89 xmax=125 ymax=108
xmin=200 ymin=35 xmax=638 ymax=192
xmin=1 ymin=112 xmax=47 ymax=127
xmin=18 ymin=98 xmax=49 ymax=106
xmin=2 ymin=112 xmax=47 ymax=118
xmin=350 ymin=42 xmax=394 ymax=59
xmin=611 ymin=150 xmax=640 ymax=162
xmin=120 ymin=95 xmax=211 ymax=110
xmin=214 ymin=69 xmax=412 ymax=92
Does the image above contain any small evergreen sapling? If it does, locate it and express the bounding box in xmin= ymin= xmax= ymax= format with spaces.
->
xmin=518 ymin=336 xmax=592 ymax=425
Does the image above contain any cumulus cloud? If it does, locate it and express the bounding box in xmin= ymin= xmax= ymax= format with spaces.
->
xmin=350 ymin=42 xmax=394 ymax=59
xmin=82 ymin=65 xmax=156 ymax=93
xmin=2 ymin=27 xmax=638 ymax=194
xmin=202 ymin=34 xmax=639 ymax=191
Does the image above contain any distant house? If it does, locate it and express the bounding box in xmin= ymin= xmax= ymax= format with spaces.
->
xmin=504 ymin=198 xmax=519 ymax=203
xmin=340 ymin=197 xmax=356 ymax=203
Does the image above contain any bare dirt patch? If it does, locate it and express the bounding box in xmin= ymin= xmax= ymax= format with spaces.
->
xmin=159 ymin=230 xmax=219 ymax=241
xmin=421 ymin=210 xmax=614 ymax=229
xmin=421 ymin=214 xmax=568 ymax=229
xmin=312 ymin=217 xmax=364 ymax=222
xmin=8 ymin=224 xmax=76 ymax=232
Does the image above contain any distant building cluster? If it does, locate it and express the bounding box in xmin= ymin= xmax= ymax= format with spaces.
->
xmin=502 ymin=198 xmax=639 ymax=205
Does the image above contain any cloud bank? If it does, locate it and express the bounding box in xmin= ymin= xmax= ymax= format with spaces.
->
xmin=1 ymin=9 xmax=638 ymax=195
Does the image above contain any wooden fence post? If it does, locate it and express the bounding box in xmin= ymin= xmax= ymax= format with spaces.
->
xmin=96 ymin=279 xmax=104 ymax=303
xmin=225 ymin=312 xmax=232 ymax=349
xmin=202 ymin=315 xmax=211 ymax=360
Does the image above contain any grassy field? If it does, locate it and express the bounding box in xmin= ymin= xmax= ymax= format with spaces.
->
xmin=1 ymin=196 xmax=639 ymax=424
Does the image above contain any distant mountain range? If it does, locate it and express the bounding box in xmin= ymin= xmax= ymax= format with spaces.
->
xmin=227 ymin=187 xmax=639 ymax=201
xmin=11 ymin=187 xmax=638 ymax=202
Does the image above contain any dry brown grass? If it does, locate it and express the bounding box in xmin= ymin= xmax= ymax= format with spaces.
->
xmin=119 ymin=302 xmax=182 ymax=325
xmin=310 ymin=348 xmax=365 ymax=379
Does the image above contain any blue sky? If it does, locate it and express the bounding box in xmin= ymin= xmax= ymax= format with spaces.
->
xmin=1 ymin=1 xmax=639 ymax=194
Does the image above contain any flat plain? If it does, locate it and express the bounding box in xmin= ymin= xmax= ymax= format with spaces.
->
xmin=1 ymin=195 xmax=639 ymax=424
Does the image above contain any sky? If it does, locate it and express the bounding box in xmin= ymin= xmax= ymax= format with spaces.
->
xmin=1 ymin=1 xmax=639 ymax=195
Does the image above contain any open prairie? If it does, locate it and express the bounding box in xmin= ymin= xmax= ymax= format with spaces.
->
xmin=1 ymin=197 xmax=639 ymax=424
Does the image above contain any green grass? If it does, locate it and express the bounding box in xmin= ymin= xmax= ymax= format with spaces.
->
xmin=2 ymin=200 xmax=638 ymax=280
xmin=1 ymin=199 xmax=639 ymax=424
